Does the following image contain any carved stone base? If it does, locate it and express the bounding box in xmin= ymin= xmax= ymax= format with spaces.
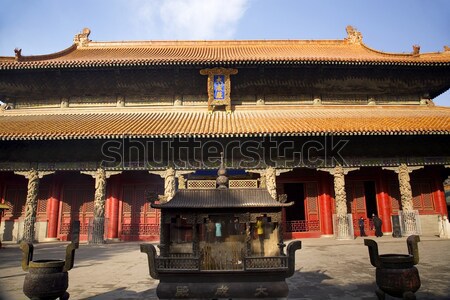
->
xmin=156 ymin=279 xmax=288 ymax=299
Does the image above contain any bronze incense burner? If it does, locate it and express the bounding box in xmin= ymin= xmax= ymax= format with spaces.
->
xmin=364 ymin=235 xmax=421 ymax=299
xmin=20 ymin=242 xmax=78 ymax=300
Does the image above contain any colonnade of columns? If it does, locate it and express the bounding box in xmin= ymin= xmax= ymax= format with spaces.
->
xmin=5 ymin=164 xmax=449 ymax=243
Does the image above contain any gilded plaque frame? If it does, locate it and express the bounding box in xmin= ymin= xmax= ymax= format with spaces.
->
xmin=200 ymin=67 xmax=238 ymax=113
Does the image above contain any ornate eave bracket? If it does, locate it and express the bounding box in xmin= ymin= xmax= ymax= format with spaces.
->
xmin=14 ymin=170 xmax=54 ymax=179
xmin=382 ymin=165 xmax=424 ymax=174
xmin=200 ymin=67 xmax=238 ymax=113
xmin=317 ymin=166 xmax=359 ymax=176
xmin=81 ymin=170 xmax=122 ymax=179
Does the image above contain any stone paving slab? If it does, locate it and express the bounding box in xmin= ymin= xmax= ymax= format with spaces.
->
xmin=0 ymin=236 xmax=449 ymax=299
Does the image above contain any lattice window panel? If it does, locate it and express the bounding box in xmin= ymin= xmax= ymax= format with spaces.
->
xmin=122 ymin=200 xmax=132 ymax=213
xmin=306 ymin=196 xmax=317 ymax=211
xmin=36 ymin=187 xmax=49 ymax=216
xmin=412 ymin=182 xmax=434 ymax=212
xmin=62 ymin=201 xmax=71 ymax=213
xmin=305 ymin=184 xmax=318 ymax=213
xmin=37 ymin=198 xmax=47 ymax=213
xmin=187 ymin=180 xmax=216 ymax=189
xmin=285 ymin=220 xmax=307 ymax=232
xmin=84 ymin=201 xmax=94 ymax=213
xmin=59 ymin=223 xmax=71 ymax=234
xmin=229 ymin=180 xmax=258 ymax=189
xmin=422 ymin=189 xmax=434 ymax=210
xmin=355 ymin=186 xmax=366 ymax=210
xmin=285 ymin=220 xmax=320 ymax=232
xmin=60 ymin=185 xmax=95 ymax=236
xmin=412 ymin=184 xmax=422 ymax=209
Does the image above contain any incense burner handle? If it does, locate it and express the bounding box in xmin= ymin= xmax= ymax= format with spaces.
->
xmin=20 ymin=242 xmax=34 ymax=272
xmin=406 ymin=235 xmax=420 ymax=265
xmin=364 ymin=239 xmax=381 ymax=268
xmin=140 ymin=243 xmax=159 ymax=279
xmin=286 ymin=240 xmax=302 ymax=277
xmin=63 ymin=242 xmax=78 ymax=272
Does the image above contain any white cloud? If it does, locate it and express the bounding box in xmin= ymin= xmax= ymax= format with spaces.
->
xmin=126 ymin=0 xmax=249 ymax=40
xmin=126 ymin=0 xmax=162 ymax=39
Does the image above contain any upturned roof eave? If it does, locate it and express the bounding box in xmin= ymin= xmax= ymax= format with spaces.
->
xmin=1 ymin=58 xmax=449 ymax=71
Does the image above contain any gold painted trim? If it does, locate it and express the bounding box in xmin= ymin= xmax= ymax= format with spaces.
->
xmin=200 ymin=67 xmax=238 ymax=113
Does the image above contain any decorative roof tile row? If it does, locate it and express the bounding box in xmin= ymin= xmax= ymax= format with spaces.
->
xmin=1 ymin=27 xmax=449 ymax=70
xmin=0 ymin=106 xmax=449 ymax=140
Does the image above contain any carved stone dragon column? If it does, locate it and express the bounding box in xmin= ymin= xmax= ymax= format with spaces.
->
xmin=82 ymin=168 xmax=121 ymax=244
xmin=319 ymin=166 xmax=358 ymax=240
xmin=398 ymin=164 xmax=422 ymax=235
xmin=398 ymin=164 xmax=415 ymax=212
xmin=93 ymin=168 xmax=106 ymax=244
xmin=334 ymin=166 xmax=351 ymax=239
xmin=15 ymin=169 xmax=54 ymax=243
xmin=247 ymin=168 xmax=292 ymax=200
xmin=149 ymin=168 xmax=179 ymax=202
xmin=384 ymin=164 xmax=423 ymax=235
xmin=265 ymin=167 xmax=277 ymax=200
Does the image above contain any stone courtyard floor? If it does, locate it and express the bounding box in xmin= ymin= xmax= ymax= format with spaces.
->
xmin=0 ymin=235 xmax=449 ymax=299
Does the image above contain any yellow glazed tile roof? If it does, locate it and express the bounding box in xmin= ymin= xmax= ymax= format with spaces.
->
xmin=1 ymin=105 xmax=449 ymax=140
xmin=1 ymin=27 xmax=449 ymax=70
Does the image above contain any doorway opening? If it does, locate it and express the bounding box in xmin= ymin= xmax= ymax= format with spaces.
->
xmin=364 ymin=181 xmax=378 ymax=217
xmin=284 ymin=183 xmax=305 ymax=221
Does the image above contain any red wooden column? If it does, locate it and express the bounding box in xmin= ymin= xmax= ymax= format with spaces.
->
xmin=434 ymin=176 xmax=448 ymax=216
xmin=376 ymin=169 xmax=392 ymax=233
xmin=47 ymin=179 xmax=60 ymax=240
xmin=107 ymin=176 xmax=121 ymax=240
xmin=318 ymin=171 xmax=333 ymax=236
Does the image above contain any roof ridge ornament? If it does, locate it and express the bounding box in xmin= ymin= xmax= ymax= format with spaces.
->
xmin=412 ymin=45 xmax=420 ymax=56
xmin=14 ymin=48 xmax=22 ymax=61
xmin=345 ymin=25 xmax=363 ymax=44
xmin=73 ymin=28 xmax=91 ymax=47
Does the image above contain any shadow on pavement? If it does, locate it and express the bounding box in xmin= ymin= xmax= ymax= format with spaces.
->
xmin=82 ymin=287 xmax=157 ymax=300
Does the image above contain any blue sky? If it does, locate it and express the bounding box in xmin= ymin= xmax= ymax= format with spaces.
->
xmin=1 ymin=0 xmax=449 ymax=105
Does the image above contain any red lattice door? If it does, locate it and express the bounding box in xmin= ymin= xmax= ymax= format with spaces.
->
xmin=59 ymin=185 xmax=94 ymax=241
xmin=412 ymin=181 xmax=435 ymax=213
xmin=347 ymin=181 xmax=368 ymax=234
xmin=121 ymin=184 xmax=161 ymax=241
xmin=304 ymin=183 xmax=320 ymax=231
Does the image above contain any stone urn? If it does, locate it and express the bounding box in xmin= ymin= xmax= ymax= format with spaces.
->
xmin=20 ymin=242 xmax=78 ymax=300
xmin=364 ymin=235 xmax=421 ymax=300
